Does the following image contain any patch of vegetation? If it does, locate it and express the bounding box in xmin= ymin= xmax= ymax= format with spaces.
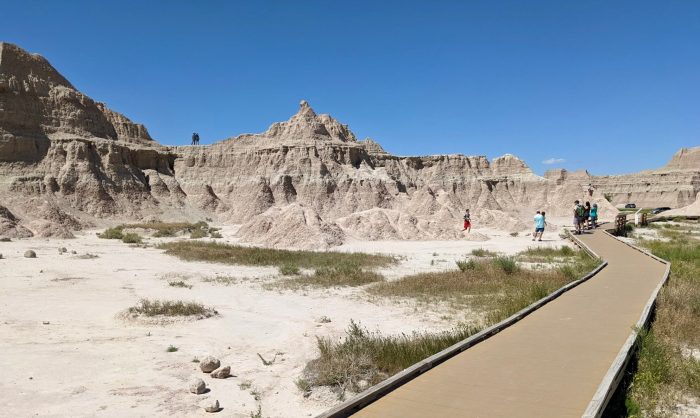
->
xmin=100 ymin=221 xmax=217 ymax=241
xmin=519 ymin=246 xmax=575 ymax=258
xmin=281 ymin=264 xmax=384 ymax=288
xmin=249 ymin=406 xmax=262 ymax=418
xmin=99 ymin=227 xmax=124 ymax=239
xmin=239 ymin=380 xmax=252 ymax=390
xmin=471 ymin=248 xmax=498 ymax=257
xmin=166 ymin=345 xmax=179 ymax=352
xmin=168 ymin=280 xmax=192 ymax=289
xmin=456 ymin=259 xmax=477 ymax=272
xmin=121 ymin=233 xmax=143 ymax=244
xmin=201 ymin=276 xmax=240 ymax=286
xmin=126 ymin=299 xmax=217 ymax=318
xmin=623 ymin=224 xmax=700 ymax=414
xmin=302 ymin=320 xmax=481 ymax=397
xmin=158 ymin=241 xmax=395 ymax=270
xmin=370 ymin=253 xmax=596 ymax=313
xmin=494 ymin=256 xmax=519 ymax=274
xmin=304 ymin=250 xmax=600 ymax=396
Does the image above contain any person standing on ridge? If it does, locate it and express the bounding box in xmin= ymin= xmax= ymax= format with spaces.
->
xmin=533 ymin=210 xmax=545 ymax=241
xmin=463 ymin=209 xmax=471 ymax=233
xmin=191 ymin=132 xmax=196 ymax=145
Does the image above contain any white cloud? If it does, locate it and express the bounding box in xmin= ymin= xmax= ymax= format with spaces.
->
xmin=542 ymin=157 xmax=566 ymax=165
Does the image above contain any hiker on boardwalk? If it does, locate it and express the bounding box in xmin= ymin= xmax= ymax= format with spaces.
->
xmin=463 ymin=209 xmax=471 ymax=233
xmin=533 ymin=210 xmax=546 ymax=241
xmin=574 ymin=200 xmax=585 ymax=234
xmin=584 ymin=202 xmax=591 ymax=230
xmin=590 ymin=203 xmax=598 ymax=228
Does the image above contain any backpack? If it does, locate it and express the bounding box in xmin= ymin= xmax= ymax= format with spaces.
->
xmin=575 ymin=205 xmax=585 ymax=217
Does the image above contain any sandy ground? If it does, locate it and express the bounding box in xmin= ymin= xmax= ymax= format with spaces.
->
xmin=0 ymin=225 xmax=568 ymax=418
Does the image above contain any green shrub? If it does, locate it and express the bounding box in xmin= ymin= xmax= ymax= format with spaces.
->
xmin=456 ymin=259 xmax=476 ymax=272
xmin=495 ymin=256 xmax=519 ymax=274
xmin=122 ymin=233 xmax=143 ymax=244
xmin=99 ymin=227 xmax=124 ymax=239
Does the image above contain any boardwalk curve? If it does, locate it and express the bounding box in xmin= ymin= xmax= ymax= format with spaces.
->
xmin=319 ymin=228 xmax=669 ymax=418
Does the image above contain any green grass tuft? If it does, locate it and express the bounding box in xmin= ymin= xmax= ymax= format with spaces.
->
xmin=126 ymin=299 xmax=217 ymax=318
xmin=158 ymin=241 xmax=395 ymax=270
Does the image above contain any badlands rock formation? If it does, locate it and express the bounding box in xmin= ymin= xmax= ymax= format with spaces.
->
xmin=591 ymin=147 xmax=700 ymax=208
xmin=2 ymin=42 xmax=693 ymax=248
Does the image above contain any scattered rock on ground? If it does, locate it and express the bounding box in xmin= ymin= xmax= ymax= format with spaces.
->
xmin=189 ymin=378 xmax=206 ymax=394
xmin=24 ymin=250 xmax=36 ymax=258
xmin=211 ymin=366 xmax=230 ymax=379
xmin=199 ymin=356 xmax=220 ymax=373
xmin=202 ymin=399 xmax=220 ymax=413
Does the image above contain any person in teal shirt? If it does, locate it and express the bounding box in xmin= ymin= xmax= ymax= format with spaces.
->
xmin=589 ymin=203 xmax=598 ymax=228
xmin=533 ymin=211 xmax=546 ymax=241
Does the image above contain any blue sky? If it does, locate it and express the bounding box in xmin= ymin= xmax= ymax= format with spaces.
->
xmin=3 ymin=0 xmax=699 ymax=174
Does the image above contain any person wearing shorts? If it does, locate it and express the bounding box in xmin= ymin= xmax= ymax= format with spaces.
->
xmin=463 ymin=209 xmax=471 ymax=233
xmin=533 ymin=211 xmax=545 ymax=241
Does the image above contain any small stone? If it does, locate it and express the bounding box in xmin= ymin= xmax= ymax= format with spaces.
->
xmin=211 ymin=366 xmax=230 ymax=379
xmin=24 ymin=250 xmax=36 ymax=258
xmin=42 ymin=321 xmax=50 ymax=325
xmin=189 ymin=378 xmax=206 ymax=394
xmin=202 ymin=399 xmax=220 ymax=413
xmin=71 ymin=250 xmax=77 ymax=254
xmin=0 ymin=253 xmax=3 ymax=259
xmin=199 ymin=356 xmax=220 ymax=373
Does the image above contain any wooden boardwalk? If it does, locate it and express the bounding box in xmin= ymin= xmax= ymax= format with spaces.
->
xmin=341 ymin=229 xmax=668 ymax=417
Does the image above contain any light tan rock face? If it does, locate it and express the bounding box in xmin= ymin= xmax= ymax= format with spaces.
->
xmin=591 ymin=147 xmax=700 ymax=208
xmin=666 ymin=147 xmax=700 ymax=171
xmin=0 ymin=42 xmax=153 ymax=165
xmin=0 ymin=205 xmax=33 ymax=238
xmin=15 ymin=42 xmax=700 ymax=248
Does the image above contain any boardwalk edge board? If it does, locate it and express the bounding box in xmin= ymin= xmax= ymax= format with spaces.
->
xmin=316 ymin=233 xmax=607 ymax=418
xmin=582 ymin=230 xmax=671 ymax=418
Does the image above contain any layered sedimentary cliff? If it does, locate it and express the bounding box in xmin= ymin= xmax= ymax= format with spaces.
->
xmin=591 ymin=147 xmax=700 ymax=208
xmin=1 ymin=42 xmax=694 ymax=248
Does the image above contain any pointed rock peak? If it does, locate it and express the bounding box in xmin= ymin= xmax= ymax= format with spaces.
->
xmin=360 ymin=137 xmax=388 ymax=155
xmin=263 ymin=100 xmax=358 ymax=143
xmin=296 ymin=99 xmax=317 ymax=118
